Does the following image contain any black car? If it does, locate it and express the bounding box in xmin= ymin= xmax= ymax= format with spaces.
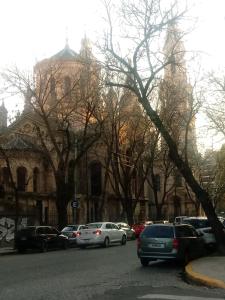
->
xmin=15 ymin=226 xmax=69 ymax=253
xmin=137 ymin=223 xmax=204 ymax=266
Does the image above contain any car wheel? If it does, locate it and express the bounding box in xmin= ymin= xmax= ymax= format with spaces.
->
xmin=40 ymin=240 xmax=48 ymax=253
xmin=62 ymin=240 xmax=69 ymax=250
xmin=183 ymin=250 xmax=190 ymax=265
xmin=17 ymin=247 xmax=26 ymax=254
xmin=79 ymin=245 xmax=86 ymax=249
xmin=140 ymin=258 xmax=149 ymax=267
xmin=121 ymin=235 xmax=127 ymax=245
xmin=103 ymin=237 xmax=110 ymax=248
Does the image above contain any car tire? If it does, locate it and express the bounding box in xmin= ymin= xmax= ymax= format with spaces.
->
xmin=140 ymin=258 xmax=149 ymax=267
xmin=183 ymin=250 xmax=190 ymax=265
xmin=103 ymin=237 xmax=110 ymax=248
xmin=17 ymin=247 xmax=26 ymax=254
xmin=62 ymin=240 xmax=69 ymax=250
xmin=79 ymin=245 xmax=86 ymax=249
xmin=121 ymin=235 xmax=127 ymax=245
xmin=40 ymin=240 xmax=48 ymax=253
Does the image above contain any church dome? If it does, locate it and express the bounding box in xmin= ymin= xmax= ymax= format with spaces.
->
xmin=50 ymin=41 xmax=79 ymax=60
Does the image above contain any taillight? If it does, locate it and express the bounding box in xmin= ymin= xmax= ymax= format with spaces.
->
xmin=173 ymin=238 xmax=179 ymax=249
xmin=93 ymin=229 xmax=101 ymax=235
xmin=77 ymin=231 xmax=81 ymax=236
xmin=137 ymin=237 xmax=141 ymax=249
xmin=72 ymin=232 xmax=77 ymax=237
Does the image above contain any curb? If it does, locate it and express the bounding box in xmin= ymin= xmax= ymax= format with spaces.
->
xmin=185 ymin=262 xmax=225 ymax=290
xmin=0 ymin=249 xmax=16 ymax=256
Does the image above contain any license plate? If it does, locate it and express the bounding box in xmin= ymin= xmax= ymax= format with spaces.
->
xmin=21 ymin=237 xmax=27 ymax=241
xmin=148 ymin=243 xmax=164 ymax=248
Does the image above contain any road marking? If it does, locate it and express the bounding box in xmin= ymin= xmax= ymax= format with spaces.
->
xmin=138 ymin=295 xmax=225 ymax=300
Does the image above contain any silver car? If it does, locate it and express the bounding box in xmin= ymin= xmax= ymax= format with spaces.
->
xmin=137 ymin=223 xmax=204 ymax=266
xmin=116 ymin=222 xmax=136 ymax=240
xmin=61 ymin=225 xmax=86 ymax=245
xmin=76 ymin=222 xmax=127 ymax=248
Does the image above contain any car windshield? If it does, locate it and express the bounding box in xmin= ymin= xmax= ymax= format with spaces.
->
xmin=183 ymin=219 xmax=210 ymax=229
xmin=62 ymin=226 xmax=78 ymax=231
xmin=86 ymin=223 xmax=102 ymax=229
xmin=142 ymin=225 xmax=174 ymax=238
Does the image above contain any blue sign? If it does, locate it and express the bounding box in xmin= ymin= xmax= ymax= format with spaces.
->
xmin=71 ymin=200 xmax=79 ymax=208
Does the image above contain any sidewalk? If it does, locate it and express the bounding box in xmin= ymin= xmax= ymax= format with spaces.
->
xmin=185 ymin=255 xmax=225 ymax=290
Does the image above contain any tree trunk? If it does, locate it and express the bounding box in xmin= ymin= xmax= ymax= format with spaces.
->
xmin=56 ymin=175 xmax=68 ymax=230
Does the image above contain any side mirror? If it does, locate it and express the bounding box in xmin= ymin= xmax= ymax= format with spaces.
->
xmin=197 ymin=232 xmax=203 ymax=237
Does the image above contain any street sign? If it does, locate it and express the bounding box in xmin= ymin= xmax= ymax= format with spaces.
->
xmin=71 ymin=200 xmax=79 ymax=208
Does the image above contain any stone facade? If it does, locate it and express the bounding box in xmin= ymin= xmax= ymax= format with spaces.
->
xmin=0 ymin=32 xmax=199 ymax=235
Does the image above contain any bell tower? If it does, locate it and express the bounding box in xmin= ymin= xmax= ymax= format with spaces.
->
xmin=0 ymin=100 xmax=8 ymax=129
xmin=160 ymin=22 xmax=197 ymax=153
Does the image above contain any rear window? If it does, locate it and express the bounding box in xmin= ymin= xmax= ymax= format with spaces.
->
xmin=183 ymin=219 xmax=210 ymax=229
xmin=175 ymin=225 xmax=196 ymax=237
xmin=62 ymin=226 xmax=78 ymax=232
xmin=141 ymin=225 xmax=174 ymax=238
xmin=86 ymin=223 xmax=102 ymax=229
xmin=17 ymin=227 xmax=36 ymax=237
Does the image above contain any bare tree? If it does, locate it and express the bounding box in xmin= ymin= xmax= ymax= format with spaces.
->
xmin=101 ymin=0 xmax=225 ymax=253
xmin=92 ymin=84 xmax=154 ymax=225
xmin=1 ymin=56 xmax=103 ymax=229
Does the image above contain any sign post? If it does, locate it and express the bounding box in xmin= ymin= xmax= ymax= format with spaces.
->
xmin=71 ymin=199 xmax=79 ymax=223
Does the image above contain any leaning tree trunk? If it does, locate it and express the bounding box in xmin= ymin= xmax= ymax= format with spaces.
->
xmin=141 ymin=95 xmax=225 ymax=254
xmin=55 ymin=176 xmax=68 ymax=230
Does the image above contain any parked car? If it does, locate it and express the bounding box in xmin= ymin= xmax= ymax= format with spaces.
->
xmin=15 ymin=226 xmax=69 ymax=253
xmin=181 ymin=217 xmax=216 ymax=249
xmin=137 ymin=223 xmax=204 ymax=267
xmin=174 ymin=216 xmax=188 ymax=224
xmin=132 ymin=223 xmax=145 ymax=238
xmin=116 ymin=222 xmax=136 ymax=240
xmin=218 ymin=216 xmax=225 ymax=227
xmin=153 ymin=220 xmax=169 ymax=224
xmin=76 ymin=222 xmax=127 ymax=248
xmin=61 ymin=224 xmax=86 ymax=245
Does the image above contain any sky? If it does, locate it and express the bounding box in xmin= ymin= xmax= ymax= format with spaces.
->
xmin=0 ymin=0 xmax=225 ymax=152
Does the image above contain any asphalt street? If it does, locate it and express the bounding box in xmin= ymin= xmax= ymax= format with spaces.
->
xmin=0 ymin=241 xmax=224 ymax=300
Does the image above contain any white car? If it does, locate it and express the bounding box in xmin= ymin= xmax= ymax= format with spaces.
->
xmin=76 ymin=222 xmax=127 ymax=248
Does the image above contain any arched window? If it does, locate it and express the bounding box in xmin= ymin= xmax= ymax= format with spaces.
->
xmin=90 ymin=162 xmax=102 ymax=196
xmin=64 ymin=76 xmax=71 ymax=100
xmin=1 ymin=167 xmax=11 ymax=192
xmin=33 ymin=167 xmax=40 ymax=192
xmin=50 ymin=77 xmax=56 ymax=98
xmin=17 ymin=166 xmax=27 ymax=192
xmin=2 ymin=167 xmax=10 ymax=186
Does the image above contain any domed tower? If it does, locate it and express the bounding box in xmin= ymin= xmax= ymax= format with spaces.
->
xmin=33 ymin=38 xmax=100 ymax=129
xmin=0 ymin=101 xmax=8 ymax=130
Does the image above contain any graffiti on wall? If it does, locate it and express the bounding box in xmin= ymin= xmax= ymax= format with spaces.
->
xmin=0 ymin=217 xmax=27 ymax=242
